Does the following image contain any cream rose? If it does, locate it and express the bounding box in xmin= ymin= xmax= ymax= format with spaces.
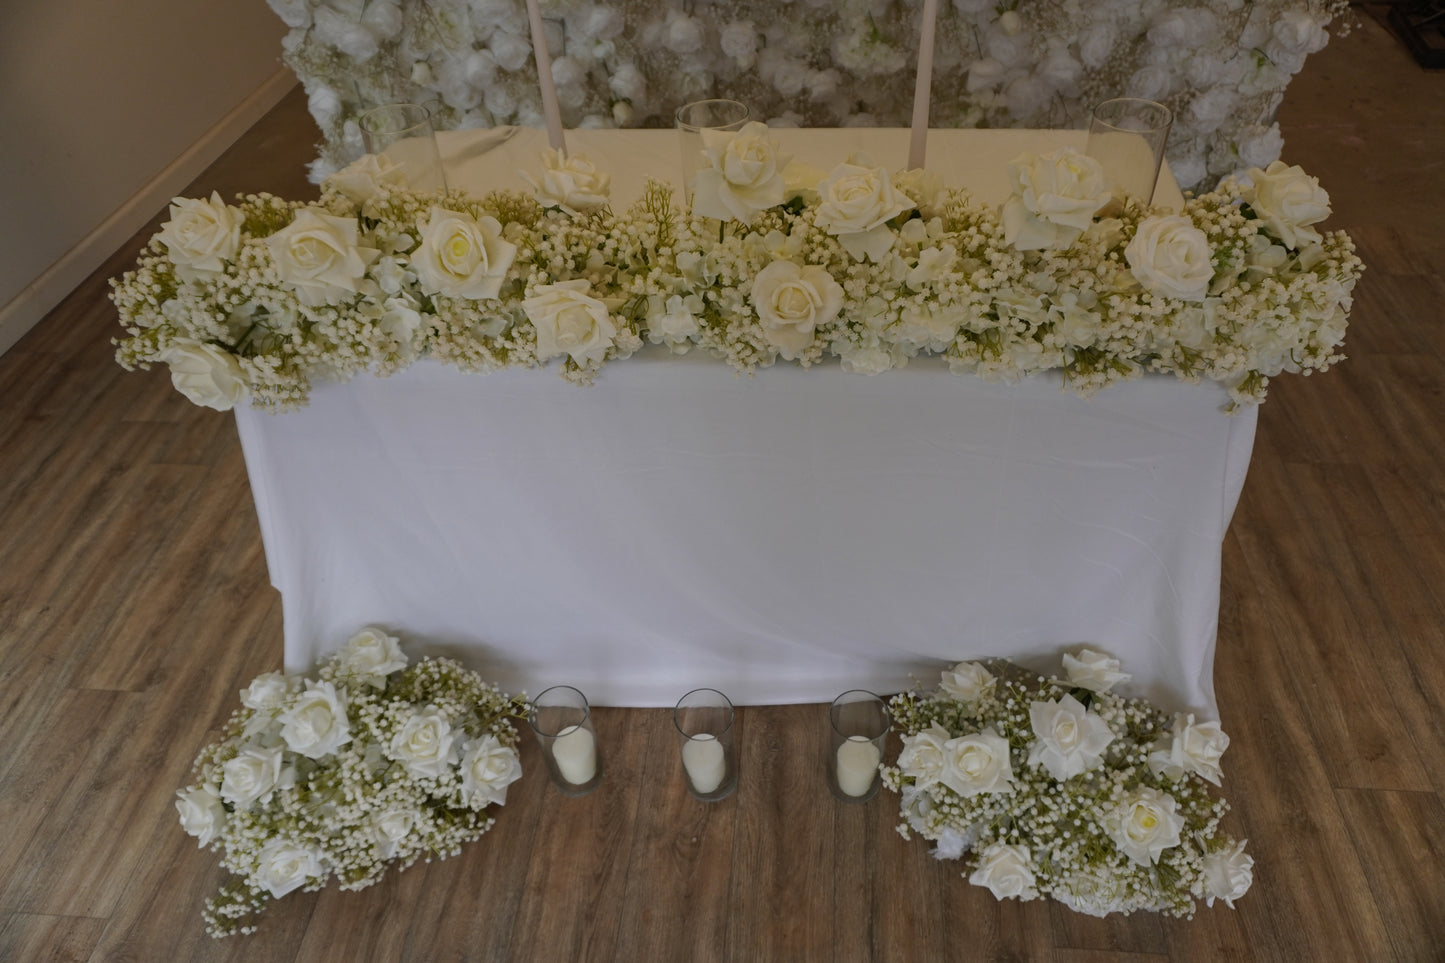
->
xmin=524 ymin=148 xmax=611 ymax=214
xmin=175 ymin=785 xmax=227 ymax=847
xmin=968 ymin=842 xmax=1038 ymax=900
xmin=459 ymin=734 xmax=524 ymax=808
xmin=370 ymin=807 xmax=416 ymax=859
xmin=219 ymin=745 xmax=284 ymax=810
xmin=814 ymin=155 xmax=914 ymax=261
xmin=750 ymin=259 xmax=843 ymax=359
xmin=241 ymin=671 xmax=298 ymax=711
xmin=278 ymin=680 xmax=352 ymax=759
xmin=253 ymin=837 xmax=326 ymax=899
xmin=390 ymin=706 xmax=458 ymax=779
xmin=690 ymin=121 xmax=791 ymax=223
xmin=1243 ymin=160 xmax=1331 ymax=249
xmin=1000 ymin=148 xmax=1111 ymax=251
xmin=1107 ymin=787 xmax=1185 ymax=865
xmin=265 ymin=208 xmax=379 ymax=306
xmin=1126 ymin=214 xmax=1214 ymax=301
xmin=158 ymin=191 xmax=241 ymax=274
xmin=337 ymin=626 xmax=408 ymax=684
xmin=939 ymin=661 xmax=995 ymax=704
xmin=413 ymin=207 xmax=516 ymax=300
xmin=159 ymin=340 xmax=248 ymax=411
xmin=324 ymin=153 xmax=407 ymax=205
xmin=1027 ymin=693 xmax=1114 ymax=781
xmin=896 ymin=722 xmax=952 ymax=792
xmin=939 ymin=728 xmax=1015 ymax=798
xmin=1061 ymin=648 xmax=1131 ymax=692
xmin=523 ymin=279 xmax=618 ymax=365
xmin=1149 ymin=714 xmax=1230 ymax=786
xmin=1201 ymin=838 xmax=1254 ymax=908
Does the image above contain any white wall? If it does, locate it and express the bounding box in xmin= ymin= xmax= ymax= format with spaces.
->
xmin=0 ymin=0 xmax=292 ymax=356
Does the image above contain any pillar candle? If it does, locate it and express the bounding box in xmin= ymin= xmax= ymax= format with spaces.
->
xmin=682 ymin=733 xmax=726 ymax=794
xmin=836 ymin=735 xmax=882 ymax=797
xmin=552 ymin=724 xmax=596 ymax=784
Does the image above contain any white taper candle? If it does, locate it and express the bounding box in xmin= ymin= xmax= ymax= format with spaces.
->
xmin=524 ymin=0 xmax=567 ymax=151
xmin=907 ymin=0 xmax=940 ymax=171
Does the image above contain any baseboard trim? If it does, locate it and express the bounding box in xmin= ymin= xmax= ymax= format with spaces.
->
xmin=0 ymin=67 xmax=298 ymax=358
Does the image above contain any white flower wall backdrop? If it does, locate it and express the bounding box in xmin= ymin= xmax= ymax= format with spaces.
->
xmin=271 ymin=0 xmax=1348 ymax=191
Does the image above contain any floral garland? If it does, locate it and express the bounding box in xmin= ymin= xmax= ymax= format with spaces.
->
xmin=112 ymin=124 xmax=1362 ymax=412
xmin=175 ymin=628 xmax=526 ymax=936
xmin=884 ymin=652 xmax=1252 ymax=918
xmin=271 ymin=0 xmax=1349 ymax=192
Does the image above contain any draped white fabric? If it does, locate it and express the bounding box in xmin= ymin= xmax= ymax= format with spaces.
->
xmin=234 ymin=128 xmax=1250 ymax=712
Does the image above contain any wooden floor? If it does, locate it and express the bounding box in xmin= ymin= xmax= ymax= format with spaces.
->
xmin=2 ymin=11 xmax=1443 ymax=961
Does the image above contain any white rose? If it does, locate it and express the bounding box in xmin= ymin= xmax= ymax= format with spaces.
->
xmin=219 ymin=745 xmax=284 ymax=810
xmin=278 ymin=680 xmax=352 ymax=759
xmin=459 ymin=734 xmax=524 ymax=808
xmin=1242 ymin=160 xmax=1331 ymax=249
xmin=814 ymin=155 xmax=914 ymax=262
xmin=158 ymin=192 xmax=242 ymax=274
xmin=524 ymin=148 xmax=611 ymax=215
xmin=337 ymin=626 xmax=408 ymax=684
xmin=324 ymin=153 xmax=407 ymax=205
xmin=413 ymin=207 xmax=516 ymax=300
xmin=939 ymin=661 xmax=995 ymax=704
xmin=1201 ymin=839 xmax=1254 ymax=908
xmin=159 ymin=340 xmax=248 ymax=411
xmin=253 ymin=837 xmax=325 ymax=899
xmin=390 ymin=706 xmax=459 ymax=779
xmin=241 ymin=671 xmax=298 ymax=711
xmin=371 ymin=807 xmax=416 ymax=859
xmin=175 ymin=785 xmax=227 ymax=847
xmin=1026 ymin=693 xmax=1114 ymax=781
xmin=1149 ymin=714 xmax=1230 ymax=786
xmin=1107 ymin=787 xmax=1185 ymax=865
xmin=1061 ymin=649 xmax=1131 ymax=692
xmin=1057 ymin=864 xmax=1130 ymax=917
xmin=896 ymin=722 xmax=951 ymax=792
xmin=939 ymin=728 xmax=1015 ymax=798
xmin=1000 ymin=148 xmax=1110 ymax=251
xmin=523 ymin=279 xmax=617 ymax=366
xmin=892 ymin=168 xmax=945 ymax=217
xmin=749 ymin=259 xmax=843 ymax=360
xmin=968 ymin=843 xmax=1038 ymax=900
xmin=265 ymin=208 xmax=379 ymax=306
xmin=1125 ymin=215 xmax=1214 ymax=301
xmin=690 ymin=122 xmax=791 ymax=223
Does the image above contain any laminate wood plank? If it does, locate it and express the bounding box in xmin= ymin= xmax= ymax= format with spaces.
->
xmin=0 ymin=912 xmax=107 ymax=963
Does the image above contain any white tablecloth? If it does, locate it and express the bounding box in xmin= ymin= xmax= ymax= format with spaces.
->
xmin=235 ymin=129 xmax=1250 ymax=714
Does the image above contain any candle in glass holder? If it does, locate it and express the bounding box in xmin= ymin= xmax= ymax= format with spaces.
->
xmin=552 ymin=724 xmax=596 ymax=785
xmin=682 ymin=733 xmax=726 ymax=795
xmin=836 ymin=735 xmax=882 ymax=798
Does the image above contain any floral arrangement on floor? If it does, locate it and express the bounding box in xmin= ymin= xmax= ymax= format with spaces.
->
xmin=174 ymin=627 xmax=526 ymax=937
xmin=112 ymin=123 xmax=1362 ymax=412
xmin=882 ymin=652 xmax=1252 ymax=918
xmin=270 ymin=0 xmax=1349 ymax=192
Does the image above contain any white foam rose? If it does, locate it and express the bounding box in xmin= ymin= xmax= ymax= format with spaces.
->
xmin=175 ymin=785 xmax=227 ymax=847
xmin=1001 ymin=148 xmax=1110 ymax=251
xmin=1027 ymin=693 xmax=1114 ymax=780
xmin=1107 ymin=786 xmax=1185 ymax=865
xmin=338 ymin=626 xmax=408 ymax=684
xmin=523 ymin=279 xmax=617 ymax=366
xmin=1149 ymin=714 xmax=1230 ymax=786
xmin=814 ymin=154 xmax=914 ymax=262
xmin=370 ymin=807 xmax=416 ymax=859
xmin=241 ymin=671 xmax=299 ymax=711
xmin=159 ymin=340 xmax=248 ymax=411
xmin=939 ymin=661 xmax=995 ymax=704
xmin=523 ymin=148 xmax=611 ymax=214
xmin=253 ymin=837 xmax=326 ymax=899
xmin=158 ymin=192 xmax=241 ymax=275
xmin=459 ymin=734 xmax=524 ymax=808
xmin=896 ymin=722 xmax=951 ymax=792
xmin=968 ymin=842 xmax=1038 ymax=900
xmin=1242 ymin=160 xmax=1331 ymax=249
xmin=1201 ymin=839 xmax=1254 ymax=908
xmin=939 ymin=727 xmax=1015 ymax=798
xmin=391 ymin=706 xmax=459 ymax=779
xmin=265 ymin=208 xmax=379 ymax=306
xmin=750 ymin=259 xmax=843 ymax=360
xmin=324 ymin=153 xmax=407 ymax=206
xmin=278 ymin=680 xmax=352 ymax=759
xmin=1061 ymin=648 xmax=1131 ymax=692
xmin=1126 ymin=214 xmax=1214 ymax=301
xmin=413 ymin=207 xmax=516 ymax=300
xmin=690 ymin=121 xmax=791 ymax=223
xmin=220 ymin=745 xmax=284 ymax=810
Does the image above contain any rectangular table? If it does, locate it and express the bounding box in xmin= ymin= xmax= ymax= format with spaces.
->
xmin=235 ymin=129 xmax=1254 ymax=715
